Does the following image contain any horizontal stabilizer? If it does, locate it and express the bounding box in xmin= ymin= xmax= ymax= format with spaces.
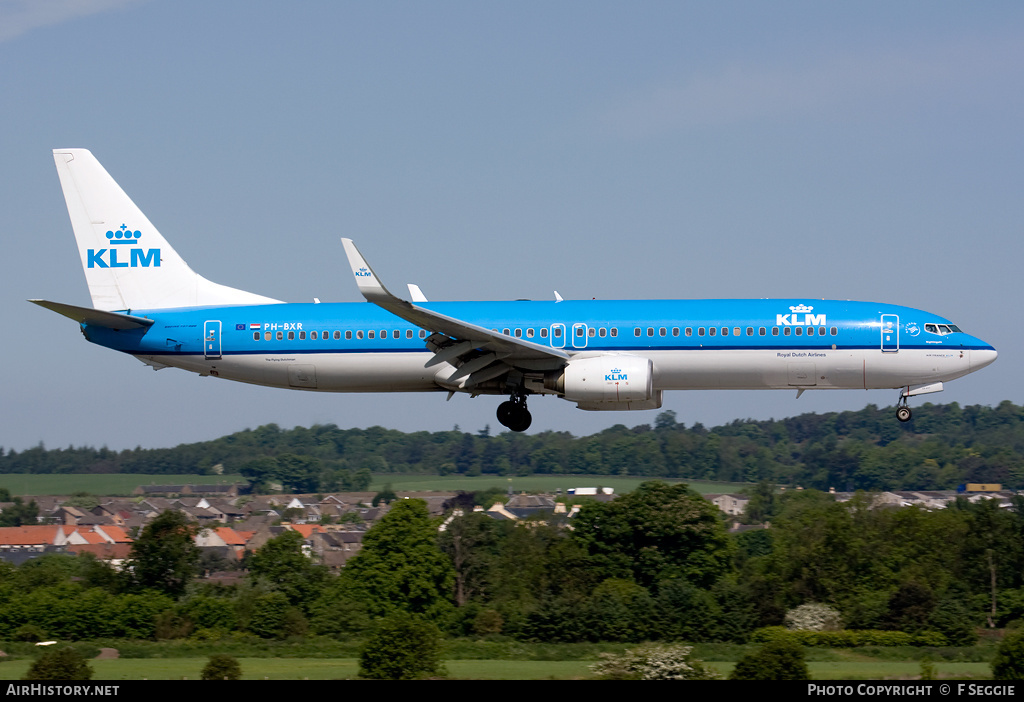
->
xmin=29 ymin=299 xmax=154 ymax=330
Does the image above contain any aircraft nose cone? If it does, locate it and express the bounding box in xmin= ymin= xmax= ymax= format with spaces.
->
xmin=971 ymin=347 xmax=998 ymax=371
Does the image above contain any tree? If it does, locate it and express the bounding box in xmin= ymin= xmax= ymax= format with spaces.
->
xmin=571 ymin=481 xmax=733 ymax=589
xmin=246 ymin=529 xmax=328 ymax=610
xmin=338 ymin=499 xmax=454 ymax=618
xmin=358 ymin=614 xmax=446 ymax=680
xmin=729 ymin=637 xmax=810 ymax=680
xmin=0 ymin=492 xmax=39 ymax=527
xmin=201 ymin=654 xmax=242 ymax=680
xmin=22 ymin=646 xmax=93 ymax=681
xmin=992 ymin=631 xmax=1024 ymax=680
xmin=123 ymin=510 xmax=200 ymax=597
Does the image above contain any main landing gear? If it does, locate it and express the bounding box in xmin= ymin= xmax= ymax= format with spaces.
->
xmin=896 ymin=393 xmax=912 ymax=423
xmin=497 ymin=392 xmax=532 ymax=433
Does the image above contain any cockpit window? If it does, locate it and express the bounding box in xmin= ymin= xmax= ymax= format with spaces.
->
xmin=925 ymin=323 xmax=962 ymax=335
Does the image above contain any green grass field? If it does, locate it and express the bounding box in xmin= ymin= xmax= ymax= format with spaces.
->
xmin=0 ymin=474 xmax=245 ymax=498
xmin=0 ymin=473 xmax=744 ymax=498
xmin=0 ymin=657 xmax=994 ymax=680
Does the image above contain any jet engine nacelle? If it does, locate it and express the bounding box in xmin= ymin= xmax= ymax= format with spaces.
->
xmin=545 ymin=354 xmax=654 ymax=404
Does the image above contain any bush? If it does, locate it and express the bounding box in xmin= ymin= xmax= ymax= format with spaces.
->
xmin=751 ymin=626 xmax=948 ymax=647
xmin=200 ymin=654 xmax=242 ymax=680
xmin=358 ymin=614 xmax=447 ymax=680
xmin=992 ymin=631 xmax=1024 ymax=680
xmin=730 ymin=637 xmax=809 ymax=680
xmin=785 ymin=603 xmax=842 ymax=631
xmin=22 ymin=646 xmax=93 ymax=681
xmin=590 ymin=643 xmax=721 ymax=680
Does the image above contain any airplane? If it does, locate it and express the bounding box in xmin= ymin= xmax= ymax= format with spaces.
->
xmin=32 ymin=149 xmax=997 ymax=433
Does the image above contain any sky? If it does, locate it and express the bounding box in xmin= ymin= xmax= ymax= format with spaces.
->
xmin=2 ymin=0 xmax=1022 ymax=452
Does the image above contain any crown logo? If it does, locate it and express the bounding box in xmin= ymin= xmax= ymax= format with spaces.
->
xmin=610 ymin=368 xmax=621 ymax=374
xmin=790 ymin=304 xmax=814 ymax=313
xmin=106 ymin=224 xmax=142 ymax=245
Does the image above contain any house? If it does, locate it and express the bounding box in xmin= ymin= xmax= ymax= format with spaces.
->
xmin=706 ymin=493 xmax=751 ymax=517
xmin=195 ymin=525 xmax=249 ymax=560
xmin=0 ymin=524 xmax=133 ymax=565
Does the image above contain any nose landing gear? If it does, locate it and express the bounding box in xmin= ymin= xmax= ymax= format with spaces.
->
xmin=497 ymin=392 xmax=532 ymax=432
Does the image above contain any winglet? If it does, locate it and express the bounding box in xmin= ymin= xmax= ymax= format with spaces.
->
xmin=341 ymin=238 xmax=403 ymax=304
xmin=407 ymin=284 xmax=428 ymax=302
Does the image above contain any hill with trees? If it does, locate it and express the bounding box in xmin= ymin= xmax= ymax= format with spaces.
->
xmin=2 ymin=400 xmax=1022 ymax=493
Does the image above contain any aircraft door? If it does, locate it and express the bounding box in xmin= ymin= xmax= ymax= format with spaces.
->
xmin=550 ymin=323 xmax=565 ymax=349
xmin=204 ymin=320 xmax=222 ymax=360
xmin=572 ymin=323 xmax=589 ymax=349
xmin=881 ymin=314 xmax=899 ymax=353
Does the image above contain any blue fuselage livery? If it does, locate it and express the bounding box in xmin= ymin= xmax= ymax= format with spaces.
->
xmin=34 ymin=149 xmax=997 ymax=432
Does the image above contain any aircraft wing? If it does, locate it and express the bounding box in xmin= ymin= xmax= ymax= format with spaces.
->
xmin=29 ymin=299 xmax=155 ymax=330
xmin=341 ymin=239 xmax=568 ymax=388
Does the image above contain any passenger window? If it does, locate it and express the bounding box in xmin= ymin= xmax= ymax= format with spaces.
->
xmin=300 ymin=331 xmax=306 ymax=340
xmin=610 ymin=328 xmax=618 ymax=337
xmin=527 ymin=328 xmax=535 ymax=338
xmin=599 ymin=328 xmax=607 ymax=337
xmin=783 ymin=327 xmax=791 ymax=336
xmin=288 ymin=331 xmax=295 ymax=340
xmin=554 ymin=327 xmax=562 ymax=338
xmin=516 ymin=328 xmax=523 ymax=338
xmin=393 ymin=330 xmax=400 ymax=339
xmin=541 ymin=328 xmax=548 ymax=338
xmin=709 ymin=327 xmax=716 ymax=337
xmin=589 ymin=327 xmax=595 ymax=337
xmin=354 ymin=331 xmax=361 ymax=340
xmin=721 ymin=327 xmax=728 ymax=336
xmin=253 ymin=332 xmax=260 ymax=341
xmin=734 ymin=327 xmax=741 ymax=337
xmin=345 ymin=331 xmax=352 ymax=340
xmin=265 ymin=332 xmax=271 ymax=340
xmin=698 ymin=327 xmax=705 ymax=337
xmin=685 ymin=327 xmax=692 ymax=337
xmin=276 ymin=331 xmax=283 ymax=340
xmin=406 ymin=329 xmax=413 ymax=339
xmin=647 ymin=327 xmax=654 ymax=337
xmin=806 ymin=327 xmax=814 ymax=336
xmin=635 ymin=328 xmax=641 ymax=337
xmin=368 ymin=331 xmax=375 ymax=339
xmin=830 ymin=327 xmax=837 ymax=336
xmin=759 ymin=327 xmax=766 ymax=336
xmin=819 ymin=326 xmax=826 ymax=336
xmin=772 ymin=327 xmax=779 ymax=336
xmin=659 ymin=327 xmax=666 ymax=337
xmin=419 ymin=330 xmax=427 ymax=339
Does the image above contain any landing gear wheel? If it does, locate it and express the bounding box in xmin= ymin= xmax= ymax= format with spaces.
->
xmin=497 ymin=394 xmax=532 ymax=432
xmin=896 ymin=406 xmax=912 ymax=423
xmin=497 ymin=401 xmax=515 ymax=427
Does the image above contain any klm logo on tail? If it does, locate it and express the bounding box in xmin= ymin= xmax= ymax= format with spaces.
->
xmin=87 ymin=224 xmax=161 ymax=269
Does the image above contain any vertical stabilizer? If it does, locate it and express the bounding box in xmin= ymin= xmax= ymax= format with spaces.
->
xmin=52 ymin=149 xmax=281 ymax=311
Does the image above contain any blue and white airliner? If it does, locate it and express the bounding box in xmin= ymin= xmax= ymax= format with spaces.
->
xmin=32 ymin=149 xmax=997 ymax=432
